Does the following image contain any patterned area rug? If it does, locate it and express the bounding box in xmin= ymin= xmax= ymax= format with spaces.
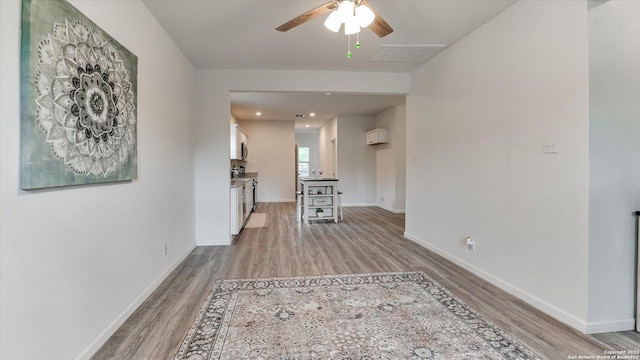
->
xmin=174 ymin=272 xmax=541 ymax=360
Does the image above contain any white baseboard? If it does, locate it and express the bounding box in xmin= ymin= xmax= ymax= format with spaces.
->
xmin=340 ymin=203 xmax=406 ymax=214
xmin=376 ymin=204 xmax=406 ymax=214
xmin=337 ymin=203 xmax=406 ymax=214
xmin=586 ymin=318 xmax=635 ymax=334
xmin=197 ymin=237 xmax=231 ymax=246
xmin=256 ymin=199 xmax=296 ymax=203
xmin=76 ymin=243 xmax=197 ymax=360
xmin=342 ymin=203 xmax=377 ymax=207
xmin=403 ymin=232 xmax=591 ymax=333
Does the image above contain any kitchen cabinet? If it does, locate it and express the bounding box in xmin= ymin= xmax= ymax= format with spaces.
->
xmin=230 ymin=124 xmax=248 ymax=160
xmin=230 ymin=184 xmax=243 ymax=235
xmin=365 ymin=128 xmax=389 ymax=145
xmin=243 ymin=179 xmax=253 ymax=223
xmin=231 ymin=177 xmax=254 ymax=235
xmin=300 ymin=178 xmax=339 ymax=224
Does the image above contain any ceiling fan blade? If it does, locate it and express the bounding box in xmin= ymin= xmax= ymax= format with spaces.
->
xmin=276 ymin=1 xmax=337 ymax=32
xmin=361 ymin=0 xmax=393 ymax=37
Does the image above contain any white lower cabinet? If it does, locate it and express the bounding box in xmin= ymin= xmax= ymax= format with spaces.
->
xmin=231 ymin=178 xmax=255 ymax=235
xmin=243 ymin=181 xmax=253 ymax=223
xmin=230 ymin=185 xmax=243 ymax=235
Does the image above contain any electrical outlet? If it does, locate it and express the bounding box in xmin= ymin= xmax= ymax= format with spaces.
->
xmin=543 ymin=138 xmax=559 ymax=154
xmin=466 ymin=237 xmax=475 ymax=252
xmin=381 ymin=196 xmax=384 ymax=202
xmin=163 ymin=243 xmax=168 ymax=255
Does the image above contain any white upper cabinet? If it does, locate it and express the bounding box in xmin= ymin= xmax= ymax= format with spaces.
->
xmin=365 ymin=129 xmax=389 ymax=145
xmin=230 ymin=124 xmax=248 ymax=160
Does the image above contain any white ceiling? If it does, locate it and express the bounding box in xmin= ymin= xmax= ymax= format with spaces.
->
xmin=143 ymin=0 xmax=516 ymax=130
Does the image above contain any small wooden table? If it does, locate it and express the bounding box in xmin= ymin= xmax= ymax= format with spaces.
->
xmin=300 ymin=178 xmax=339 ymax=224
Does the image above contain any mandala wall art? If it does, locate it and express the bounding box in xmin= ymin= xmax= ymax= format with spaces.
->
xmin=20 ymin=0 xmax=137 ymax=189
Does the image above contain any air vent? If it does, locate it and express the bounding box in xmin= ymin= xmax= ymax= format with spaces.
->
xmin=370 ymin=44 xmax=446 ymax=62
xmin=295 ymin=114 xmax=305 ymax=118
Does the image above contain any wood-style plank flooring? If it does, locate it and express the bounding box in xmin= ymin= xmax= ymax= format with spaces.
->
xmin=91 ymin=202 xmax=640 ymax=360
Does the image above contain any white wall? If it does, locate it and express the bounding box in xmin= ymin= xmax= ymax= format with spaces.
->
xmin=587 ymin=0 xmax=640 ymax=333
xmin=337 ymin=115 xmax=377 ymax=206
xmin=406 ymin=0 xmax=591 ymax=331
xmin=0 ymin=1 xmax=196 ymax=359
xmin=376 ymin=146 xmax=396 ymax=209
xmin=319 ymin=117 xmax=338 ymax=178
xmin=239 ymin=120 xmax=296 ymax=202
xmin=194 ymin=70 xmax=409 ymax=245
xmin=295 ymin=131 xmax=320 ymax=174
xmin=375 ymin=105 xmax=407 ymax=212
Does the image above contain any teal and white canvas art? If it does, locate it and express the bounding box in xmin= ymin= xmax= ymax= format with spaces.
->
xmin=20 ymin=0 xmax=138 ymax=189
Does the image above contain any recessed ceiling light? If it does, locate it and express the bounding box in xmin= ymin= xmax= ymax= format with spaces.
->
xmin=326 ymin=92 xmax=331 ymax=95
xmin=256 ymin=112 xmax=261 ymax=116
xmin=309 ymin=113 xmax=316 ymax=117
xmin=305 ymin=124 xmax=310 ymax=128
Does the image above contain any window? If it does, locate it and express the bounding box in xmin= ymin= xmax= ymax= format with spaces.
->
xmin=298 ymin=147 xmax=310 ymax=177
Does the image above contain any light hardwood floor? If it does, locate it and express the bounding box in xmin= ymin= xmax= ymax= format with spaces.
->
xmin=91 ymin=202 xmax=640 ymax=360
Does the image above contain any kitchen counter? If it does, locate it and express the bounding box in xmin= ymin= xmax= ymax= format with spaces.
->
xmin=231 ymin=178 xmax=252 ymax=188
xmin=300 ymin=177 xmax=338 ymax=182
xmin=231 ymin=172 xmax=258 ymax=188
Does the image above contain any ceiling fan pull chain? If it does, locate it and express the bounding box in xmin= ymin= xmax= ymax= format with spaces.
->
xmin=356 ymin=32 xmax=361 ymax=49
xmin=347 ymin=35 xmax=352 ymax=58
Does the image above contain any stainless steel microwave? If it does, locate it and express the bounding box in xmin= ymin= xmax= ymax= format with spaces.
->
xmin=241 ymin=142 xmax=248 ymax=160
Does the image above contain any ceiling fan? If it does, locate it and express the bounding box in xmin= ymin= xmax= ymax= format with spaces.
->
xmin=276 ymin=0 xmax=393 ymax=38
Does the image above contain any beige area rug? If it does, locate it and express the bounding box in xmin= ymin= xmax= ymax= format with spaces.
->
xmin=244 ymin=213 xmax=268 ymax=228
xmin=174 ymin=272 xmax=541 ymax=360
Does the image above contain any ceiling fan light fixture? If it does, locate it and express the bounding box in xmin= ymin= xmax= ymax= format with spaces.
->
xmin=275 ymin=0 xmax=393 ymax=39
xmin=355 ymin=4 xmax=375 ymax=28
xmin=324 ymin=10 xmax=342 ymax=32
xmin=344 ymin=18 xmax=361 ymax=35
xmin=337 ymin=0 xmax=355 ymax=19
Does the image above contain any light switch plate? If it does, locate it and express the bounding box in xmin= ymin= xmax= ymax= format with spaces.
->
xmin=543 ymin=138 xmax=559 ymax=154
